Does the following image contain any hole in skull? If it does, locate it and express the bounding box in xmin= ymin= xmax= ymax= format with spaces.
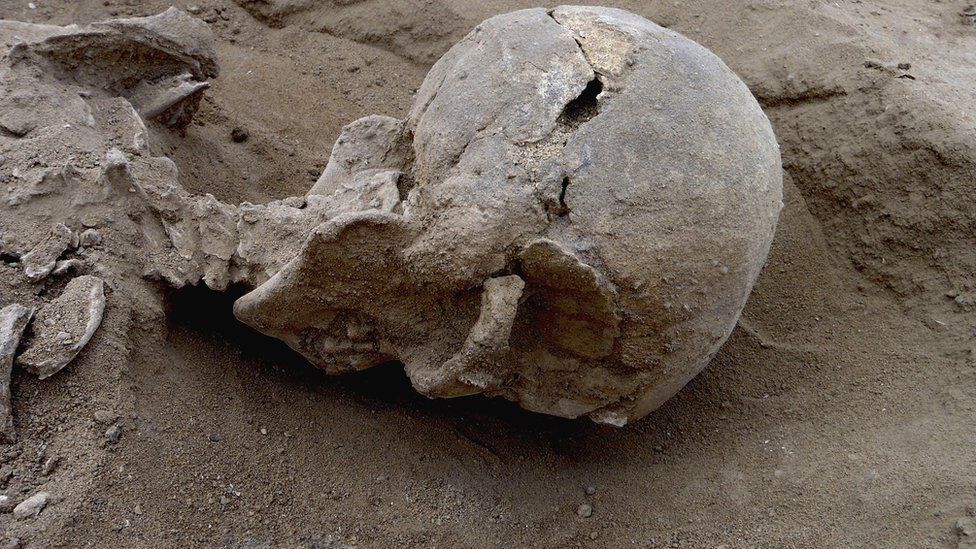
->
xmin=558 ymin=77 xmax=602 ymax=130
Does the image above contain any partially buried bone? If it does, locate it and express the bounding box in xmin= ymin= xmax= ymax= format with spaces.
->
xmin=142 ymin=7 xmax=782 ymax=424
xmin=0 ymin=7 xmax=782 ymax=425
xmin=16 ymin=276 xmax=105 ymax=380
xmin=20 ymin=224 xmax=75 ymax=282
xmin=0 ymin=304 xmax=31 ymax=443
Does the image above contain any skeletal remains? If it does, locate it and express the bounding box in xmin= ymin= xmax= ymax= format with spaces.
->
xmin=0 ymin=6 xmax=781 ymax=428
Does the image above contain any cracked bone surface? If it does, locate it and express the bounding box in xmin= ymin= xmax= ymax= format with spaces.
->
xmin=0 ymin=6 xmax=781 ymax=425
xmin=235 ymin=6 xmax=783 ymax=424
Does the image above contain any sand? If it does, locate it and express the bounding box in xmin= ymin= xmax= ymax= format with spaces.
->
xmin=0 ymin=0 xmax=973 ymax=547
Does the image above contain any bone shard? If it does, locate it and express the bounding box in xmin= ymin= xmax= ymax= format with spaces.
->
xmin=16 ymin=275 xmax=105 ymax=379
xmin=0 ymin=304 xmax=31 ymax=443
xmin=21 ymin=224 xmax=75 ymax=282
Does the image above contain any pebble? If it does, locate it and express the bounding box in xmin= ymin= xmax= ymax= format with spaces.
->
xmin=41 ymin=455 xmax=59 ymax=476
xmin=78 ymin=229 xmax=101 ymax=248
xmin=187 ymin=5 xmax=201 ymax=14
xmin=105 ymin=424 xmax=121 ymax=444
xmin=231 ymin=128 xmax=248 ymax=143
xmin=93 ymin=410 xmax=117 ymax=424
xmin=208 ymin=434 xmax=220 ymax=443
xmin=584 ymin=486 xmax=596 ymax=495
xmin=0 ymin=495 xmax=12 ymax=513
xmin=27 ymin=2 xmax=36 ymax=9
xmin=13 ymin=491 xmax=48 ymax=519
xmin=51 ymin=258 xmax=84 ymax=277
xmin=589 ymin=531 xmax=599 ymax=540
xmin=576 ymin=503 xmax=593 ymax=518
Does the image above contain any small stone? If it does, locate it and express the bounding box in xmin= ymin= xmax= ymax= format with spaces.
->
xmin=231 ymin=128 xmax=248 ymax=143
xmin=260 ymin=428 xmax=267 ymax=435
xmin=957 ymin=517 xmax=976 ymax=540
xmin=92 ymin=497 xmax=106 ymax=505
xmin=584 ymin=486 xmax=596 ymax=495
xmin=51 ymin=259 xmax=84 ymax=277
xmin=134 ymin=503 xmax=143 ymax=515
xmin=41 ymin=455 xmax=59 ymax=476
xmin=78 ymin=229 xmax=101 ymax=248
xmin=0 ymin=495 xmax=13 ymax=512
xmin=576 ymin=503 xmax=593 ymax=518
xmin=186 ymin=5 xmax=201 ymax=14
xmin=208 ymin=433 xmax=220 ymax=443
xmin=13 ymin=491 xmax=49 ymax=519
xmin=897 ymin=62 xmax=911 ymax=70
xmin=589 ymin=531 xmax=599 ymax=540
xmin=105 ymin=424 xmax=121 ymax=444
xmin=27 ymin=2 xmax=36 ymax=9
xmin=653 ymin=445 xmax=664 ymax=453
xmin=308 ymin=168 xmax=321 ymax=178
xmin=93 ymin=410 xmax=117 ymax=424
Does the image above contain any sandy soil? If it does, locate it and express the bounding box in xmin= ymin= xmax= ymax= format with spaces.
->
xmin=0 ymin=0 xmax=974 ymax=547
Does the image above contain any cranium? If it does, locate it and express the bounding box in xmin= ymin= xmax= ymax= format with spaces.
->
xmin=223 ymin=6 xmax=783 ymax=425
xmin=1 ymin=6 xmax=781 ymax=426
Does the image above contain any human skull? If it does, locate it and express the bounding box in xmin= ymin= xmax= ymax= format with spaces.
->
xmin=0 ymin=6 xmax=781 ymax=426
xmin=231 ymin=6 xmax=783 ymax=425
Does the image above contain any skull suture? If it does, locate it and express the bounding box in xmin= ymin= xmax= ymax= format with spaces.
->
xmin=0 ymin=6 xmax=781 ymax=427
xmin=231 ymin=6 xmax=783 ymax=425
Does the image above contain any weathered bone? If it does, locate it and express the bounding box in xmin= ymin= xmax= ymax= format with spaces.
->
xmin=16 ymin=275 xmax=105 ymax=379
xmin=21 ymin=224 xmax=75 ymax=282
xmin=0 ymin=304 xmax=31 ymax=443
xmin=0 ymin=7 xmax=782 ymax=425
